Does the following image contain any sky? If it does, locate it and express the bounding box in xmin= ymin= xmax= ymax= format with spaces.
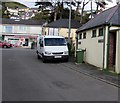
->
xmin=1 ymin=0 xmax=117 ymax=10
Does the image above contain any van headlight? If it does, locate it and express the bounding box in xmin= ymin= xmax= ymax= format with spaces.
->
xmin=64 ymin=51 xmax=68 ymax=55
xmin=45 ymin=51 xmax=52 ymax=55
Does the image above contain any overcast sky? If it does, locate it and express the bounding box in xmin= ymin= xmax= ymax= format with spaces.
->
xmin=1 ymin=0 xmax=117 ymax=10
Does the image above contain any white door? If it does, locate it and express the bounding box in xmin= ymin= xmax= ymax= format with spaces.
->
xmin=54 ymin=28 xmax=59 ymax=36
xmin=49 ymin=28 xmax=54 ymax=35
xmin=49 ymin=28 xmax=59 ymax=36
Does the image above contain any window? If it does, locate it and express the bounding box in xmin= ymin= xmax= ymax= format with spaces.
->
xmin=45 ymin=38 xmax=66 ymax=46
xmin=78 ymin=33 xmax=82 ymax=39
xmin=5 ymin=26 xmax=12 ymax=33
xmin=99 ymin=28 xmax=103 ymax=36
xmin=92 ymin=29 xmax=96 ymax=38
xmin=19 ymin=26 xmax=27 ymax=31
xmin=83 ymin=32 xmax=86 ymax=39
xmin=39 ymin=38 xmax=43 ymax=47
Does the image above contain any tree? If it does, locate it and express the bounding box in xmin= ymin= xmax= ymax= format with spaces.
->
xmin=34 ymin=0 xmax=92 ymax=24
xmin=79 ymin=0 xmax=90 ymax=23
xmin=95 ymin=0 xmax=113 ymax=13
xmin=2 ymin=2 xmax=10 ymax=19
xmin=35 ymin=0 xmax=63 ymax=21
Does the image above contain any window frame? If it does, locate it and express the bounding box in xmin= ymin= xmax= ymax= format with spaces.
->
xmin=5 ymin=26 xmax=12 ymax=33
xmin=78 ymin=33 xmax=82 ymax=40
xmin=98 ymin=28 xmax=104 ymax=36
xmin=92 ymin=29 xmax=96 ymax=38
xmin=83 ymin=32 xmax=86 ymax=39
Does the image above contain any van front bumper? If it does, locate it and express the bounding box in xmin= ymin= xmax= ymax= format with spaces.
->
xmin=43 ymin=55 xmax=69 ymax=61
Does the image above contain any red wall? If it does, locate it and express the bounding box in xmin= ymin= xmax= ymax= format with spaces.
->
xmin=109 ymin=32 xmax=116 ymax=67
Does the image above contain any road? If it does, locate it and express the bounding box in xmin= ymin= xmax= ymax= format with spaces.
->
xmin=2 ymin=48 xmax=118 ymax=101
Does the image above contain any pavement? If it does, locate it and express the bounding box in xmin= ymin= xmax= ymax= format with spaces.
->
xmin=69 ymin=56 xmax=120 ymax=88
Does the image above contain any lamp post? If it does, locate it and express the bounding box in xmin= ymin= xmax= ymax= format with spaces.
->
xmin=90 ymin=0 xmax=93 ymax=19
xmin=68 ymin=1 xmax=72 ymax=44
xmin=67 ymin=1 xmax=72 ymax=55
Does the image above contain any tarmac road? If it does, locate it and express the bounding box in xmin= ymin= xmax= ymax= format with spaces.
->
xmin=2 ymin=48 xmax=119 ymax=101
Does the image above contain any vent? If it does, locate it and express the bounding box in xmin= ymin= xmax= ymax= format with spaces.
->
xmin=52 ymin=52 xmax=63 ymax=55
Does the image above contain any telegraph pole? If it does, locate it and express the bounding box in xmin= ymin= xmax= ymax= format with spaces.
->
xmin=68 ymin=1 xmax=72 ymax=44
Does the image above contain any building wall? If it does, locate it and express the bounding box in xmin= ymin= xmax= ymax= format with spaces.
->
xmin=59 ymin=28 xmax=76 ymax=42
xmin=1 ymin=23 xmax=43 ymax=48
xmin=29 ymin=26 xmax=42 ymax=35
xmin=45 ymin=27 xmax=77 ymax=43
xmin=2 ymin=24 xmax=42 ymax=35
xmin=0 ymin=24 xmax=2 ymax=40
xmin=78 ymin=28 xmax=104 ymax=68
xmin=44 ymin=27 xmax=48 ymax=35
xmin=77 ymin=26 xmax=120 ymax=73
xmin=116 ymin=30 xmax=120 ymax=74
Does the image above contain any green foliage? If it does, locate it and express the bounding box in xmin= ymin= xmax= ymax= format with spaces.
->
xmin=33 ymin=1 xmax=90 ymax=24
xmin=1 ymin=2 xmax=27 ymax=19
xmin=2 ymin=2 xmax=9 ymax=18
xmin=32 ymin=8 xmax=77 ymax=22
xmin=81 ymin=13 xmax=90 ymax=24
xmin=31 ymin=12 xmax=50 ymax=21
xmin=5 ymin=2 xmax=27 ymax=8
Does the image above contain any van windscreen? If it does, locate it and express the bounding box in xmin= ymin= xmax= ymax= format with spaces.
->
xmin=45 ymin=38 xmax=66 ymax=46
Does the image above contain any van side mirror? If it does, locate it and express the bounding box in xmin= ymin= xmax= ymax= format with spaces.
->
xmin=40 ymin=43 xmax=43 ymax=47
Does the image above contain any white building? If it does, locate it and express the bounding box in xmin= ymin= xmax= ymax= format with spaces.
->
xmin=76 ymin=4 xmax=120 ymax=74
xmin=0 ymin=18 xmax=47 ymax=48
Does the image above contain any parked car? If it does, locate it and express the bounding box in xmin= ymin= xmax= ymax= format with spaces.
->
xmin=0 ymin=41 xmax=12 ymax=48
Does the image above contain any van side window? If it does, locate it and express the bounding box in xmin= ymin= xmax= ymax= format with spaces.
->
xmin=39 ymin=39 xmax=41 ymax=44
xmin=39 ymin=38 xmax=43 ymax=47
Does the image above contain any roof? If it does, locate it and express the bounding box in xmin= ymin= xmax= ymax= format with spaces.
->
xmin=46 ymin=19 xmax=81 ymax=29
xmin=1 ymin=18 xmax=46 ymax=26
xmin=77 ymin=4 xmax=120 ymax=33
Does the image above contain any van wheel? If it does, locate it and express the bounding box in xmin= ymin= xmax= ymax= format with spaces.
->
xmin=36 ymin=51 xmax=40 ymax=59
xmin=42 ymin=57 xmax=46 ymax=63
xmin=42 ymin=54 xmax=46 ymax=63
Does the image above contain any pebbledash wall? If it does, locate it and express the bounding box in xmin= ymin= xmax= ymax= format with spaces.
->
xmin=78 ymin=27 xmax=104 ymax=68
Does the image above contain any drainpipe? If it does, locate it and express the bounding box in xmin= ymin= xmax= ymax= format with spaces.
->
xmin=75 ymin=32 xmax=78 ymax=57
xmin=76 ymin=33 xmax=78 ymax=51
xmin=106 ymin=23 xmax=112 ymax=69
xmin=102 ymin=26 xmax=106 ymax=69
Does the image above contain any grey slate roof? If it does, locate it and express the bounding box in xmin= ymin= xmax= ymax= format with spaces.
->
xmin=77 ymin=4 xmax=120 ymax=33
xmin=1 ymin=18 xmax=46 ymax=26
xmin=46 ymin=19 xmax=81 ymax=29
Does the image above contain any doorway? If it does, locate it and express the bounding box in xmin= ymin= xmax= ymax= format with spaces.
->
xmin=25 ymin=38 xmax=29 ymax=46
xmin=108 ymin=31 xmax=116 ymax=71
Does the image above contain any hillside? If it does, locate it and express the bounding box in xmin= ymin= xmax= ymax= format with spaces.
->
xmin=4 ymin=2 xmax=27 ymax=8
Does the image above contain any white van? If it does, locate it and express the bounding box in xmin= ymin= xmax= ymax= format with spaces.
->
xmin=36 ymin=35 xmax=69 ymax=62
